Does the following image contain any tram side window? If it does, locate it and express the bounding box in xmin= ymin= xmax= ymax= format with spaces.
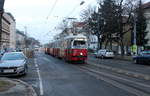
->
xmin=67 ymin=39 xmax=72 ymax=49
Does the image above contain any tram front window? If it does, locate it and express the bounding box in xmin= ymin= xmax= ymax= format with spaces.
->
xmin=73 ymin=40 xmax=86 ymax=48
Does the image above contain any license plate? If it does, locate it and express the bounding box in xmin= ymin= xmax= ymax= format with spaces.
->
xmin=4 ymin=69 xmax=14 ymax=73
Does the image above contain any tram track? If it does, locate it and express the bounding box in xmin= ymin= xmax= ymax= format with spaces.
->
xmin=78 ymin=64 xmax=150 ymax=96
xmin=87 ymin=60 xmax=150 ymax=81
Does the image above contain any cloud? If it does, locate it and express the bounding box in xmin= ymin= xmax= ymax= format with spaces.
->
xmin=4 ymin=0 xmax=50 ymax=8
xmin=4 ymin=0 xmax=98 ymax=44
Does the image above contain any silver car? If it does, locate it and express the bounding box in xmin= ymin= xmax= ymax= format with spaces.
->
xmin=0 ymin=52 xmax=28 ymax=76
xmin=95 ymin=49 xmax=114 ymax=58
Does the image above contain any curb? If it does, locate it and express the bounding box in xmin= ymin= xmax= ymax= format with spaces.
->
xmin=0 ymin=78 xmax=37 ymax=96
xmin=114 ymin=56 xmax=132 ymax=61
xmin=13 ymin=79 xmax=37 ymax=96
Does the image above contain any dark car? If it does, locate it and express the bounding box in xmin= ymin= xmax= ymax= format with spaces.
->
xmin=0 ymin=52 xmax=28 ymax=76
xmin=133 ymin=50 xmax=150 ymax=64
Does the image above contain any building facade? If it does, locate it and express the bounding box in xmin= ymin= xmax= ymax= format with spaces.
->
xmin=88 ymin=35 xmax=98 ymax=51
xmin=16 ymin=30 xmax=25 ymax=50
xmin=0 ymin=12 xmax=16 ymax=50
xmin=7 ymin=13 xmax=16 ymax=50
xmin=143 ymin=2 xmax=150 ymax=47
xmin=1 ymin=12 xmax=10 ymax=50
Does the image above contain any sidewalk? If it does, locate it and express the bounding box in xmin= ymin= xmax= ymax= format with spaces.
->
xmin=114 ymin=55 xmax=132 ymax=61
xmin=0 ymin=78 xmax=37 ymax=96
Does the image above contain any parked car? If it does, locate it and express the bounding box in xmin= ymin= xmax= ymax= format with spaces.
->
xmin=0 ymin=50 xmax=5 ymax=56
xmin=95 ymin=49 xmax=114 ymax=58
xmin=0 ymin=52 xmax=28 ymax=76
xmin=133 ymin=50 xmax=150 ymax=64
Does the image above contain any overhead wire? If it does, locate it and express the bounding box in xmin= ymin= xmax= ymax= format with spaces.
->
xmin=66 ymin=1 xmax=85 ymax=18
xmin=44 ymin=0 xmax=58 ymax=38
xmin=66 ymin=4 xmax=79 ymax=17
xmin=46 ymin=0 xmax=58 ymax=20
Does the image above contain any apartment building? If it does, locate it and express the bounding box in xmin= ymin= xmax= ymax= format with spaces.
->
xmin=143 ymin=2 xmax=150 ymax=47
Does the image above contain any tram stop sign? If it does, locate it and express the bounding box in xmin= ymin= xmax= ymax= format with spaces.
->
xmin=131 ymin=45 xmax=137 ymax=53
xmin=0 ymin=0 xmax=5 ymax=12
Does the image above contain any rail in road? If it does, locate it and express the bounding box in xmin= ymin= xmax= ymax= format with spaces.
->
xmin=33 ymin=52 xmax=140 ymax=96
xmin=88 ymin=57 xmax=150 ymax=77
xmin=17 ymin=51 xmax=150 ymax=96
xmin=78 ymin=64 xmax=150 ymax=96
xmin=87 ymin=60 xmax=150 ymax=81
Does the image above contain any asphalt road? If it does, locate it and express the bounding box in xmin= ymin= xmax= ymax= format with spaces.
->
xmin=16 ymin=51 xmax=150 ymax=96
xmin=32 ymin=52 xmax=137 ymax=96
xmin=88 ymin=56 xmax=150 ymax=75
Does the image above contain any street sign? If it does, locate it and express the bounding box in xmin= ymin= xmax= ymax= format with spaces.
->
xmin=0 ymin=0 xmax=5 ymax=11
xmin=131 ymin=45 xmax=137 ymax=54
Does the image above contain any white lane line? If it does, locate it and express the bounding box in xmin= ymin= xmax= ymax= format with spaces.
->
xmin=43 ymin=57 xmax=51 ymax=62
xmin=34 ymin=59 xmax=44 ymax=96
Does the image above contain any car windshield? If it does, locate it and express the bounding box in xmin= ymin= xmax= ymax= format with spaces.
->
xmin=1 ymin=53 xmax=25 ymax=60
xmin=106 ymin=50 xmax=113 ymax=52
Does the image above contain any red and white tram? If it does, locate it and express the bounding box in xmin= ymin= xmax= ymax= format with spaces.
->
xmin=45 ymin=35 xmax=88 ymax=62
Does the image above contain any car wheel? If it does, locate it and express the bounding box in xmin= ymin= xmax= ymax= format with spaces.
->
xmin=23 ymin=66 xmax=28 ymax=75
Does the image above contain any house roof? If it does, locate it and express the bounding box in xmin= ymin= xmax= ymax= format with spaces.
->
xmin=73 ymin=22 xmax=86 ymax=27
xmin=143 ymin=2 xmax=150 ymax=9
xmin=6 ymin=13 xmax=16 ymax=21
xmin=16 ymin=30 xmax=26 ymax=36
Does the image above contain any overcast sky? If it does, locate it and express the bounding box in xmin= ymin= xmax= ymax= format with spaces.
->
xmin=4 ymin=0 xmax=97 ymax=44
xmin=4 ymin=0 xmax=149 ymax=44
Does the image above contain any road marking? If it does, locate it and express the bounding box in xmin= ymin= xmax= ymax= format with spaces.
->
xmin=43 ymin=57 xmax=50 ymax=61
xmin=133 ymin=74 xmax=139 ymax=78
xmin=125 ymin=72 xmax=129 ymax=75
xmin=144 ymin=77 xmax=150 ymax=80
xmin=34 ymin=59 xmax=44 ymax=96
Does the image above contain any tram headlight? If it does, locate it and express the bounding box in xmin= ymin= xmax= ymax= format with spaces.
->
xmin=80 ymin=52 xmax=83 ymax=56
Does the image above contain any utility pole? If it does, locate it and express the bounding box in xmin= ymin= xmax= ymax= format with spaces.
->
xmin=0 ymin=0 xmax=5 ymax=49
xmin=133 ymin=16 xmax=137 ymax=46
xmin=132 ymin=13 xmax=137 ymax=55
xmin=97 ymin=12 xmax=101 ymax=50
xmin=24 ymin=26 xmax=27 ymax=52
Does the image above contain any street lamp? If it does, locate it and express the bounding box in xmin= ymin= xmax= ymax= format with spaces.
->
xmin=131 ymin=13 xmax=137 ymax=55
xmin=80 ymin=1 xmax=85 ymax=5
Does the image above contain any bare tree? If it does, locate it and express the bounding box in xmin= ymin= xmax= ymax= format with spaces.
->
xmin=57 ymin=19 xmax=69 ymax=31
xmin=115 ymin=0 xmax=137 ymax=55
xmin=80 ymin=5 xmax=95 ymax=21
